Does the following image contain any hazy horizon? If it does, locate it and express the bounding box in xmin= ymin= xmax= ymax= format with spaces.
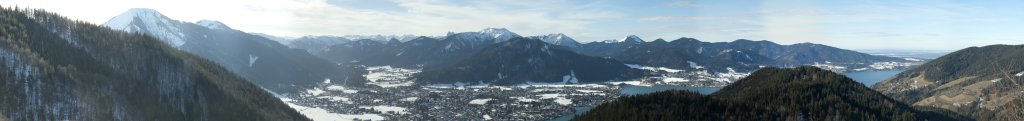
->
xmin=3 ymin=0 xmax=1022 ymax=50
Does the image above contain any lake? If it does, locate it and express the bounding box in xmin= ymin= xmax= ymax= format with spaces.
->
xmin=843 ymin=70 xmax=904 ymax=87
xmin=548 ymin=70 xmax=905 ymax=121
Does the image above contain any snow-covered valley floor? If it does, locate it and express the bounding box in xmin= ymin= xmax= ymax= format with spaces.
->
xmin=282 ymin=84 xmax=620 ymax=121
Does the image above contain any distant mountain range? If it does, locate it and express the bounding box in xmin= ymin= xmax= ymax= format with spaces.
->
xmin=577 ymin=38 xmax=910 ymax=72
xmin=574 ymin=67 xmax=970 ymax=121
xmin=288 ymin=35 xmax=353 ymax=52
xmin=577 ymin=37 xmax=775 ymax=73
xmin=0 ymin=8 xmax=306 ymax=120
xmin=287 ymin=35 xmax=439 ymax=53
xmin=313 ymin=28 xmax=527 ymax=68
xmin=95 ymin=8 xmax=916 ymax=87
xmin=415 ymin=37 xmax=646 ymax=85
xmin=873 ymin=44 xmax=1024 ymax=120
xmin=281 ymin=27 xmax=914 ymax=85
xmin=101 ymin=8 xmax=365 ymax=93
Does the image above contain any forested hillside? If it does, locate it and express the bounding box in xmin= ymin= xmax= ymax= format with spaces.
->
xmin=0 ymin=7 xmax=307 ymax=121
xmin=874 ymin=44 xmax=1024 ymax=120
xmin=574 ymin=67 xmax=969 ymax=121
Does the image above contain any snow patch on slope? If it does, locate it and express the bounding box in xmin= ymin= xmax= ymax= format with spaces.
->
xmin=561 ymin=70 xmax=579 ymax=84
xmin=195 ymin=19 xmax=231 ymax=30
xmin=687 ymin=61 xmax=704 ymax=69
xmin=248 ymin=54 xmax=258 ymax=67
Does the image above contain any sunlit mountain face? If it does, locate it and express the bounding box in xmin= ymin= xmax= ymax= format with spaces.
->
xmin=2 ymin=0 xmax=1022 ymax=120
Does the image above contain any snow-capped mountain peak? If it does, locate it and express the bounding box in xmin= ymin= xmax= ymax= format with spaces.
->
xmin=103 ymin=8 xmax=188 ymax=47
xmin=440 ymin=28 xmax=522 ymax=46
xmin=530 ymin=33 xmax=581 ymax=48
xmin=480 ymin=28 xmax=511 ymax=34
xmin=103 ymin=8 xmax=169 ymax=31
xmin=478 ymin=28 xmax=521 ymax=42
xmin=196 ymin=19 xmax=231 ymax=30
xmin=602 ymin=39 xmax=618 ymax=43
xmin=547 ymin=33 xmax=568 ymax=40
xmin=620 ymin=35 xmax=645 ymax=43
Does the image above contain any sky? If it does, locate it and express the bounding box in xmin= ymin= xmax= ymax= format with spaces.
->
xmin=2 ymin=0 xmax=1022 ymax=50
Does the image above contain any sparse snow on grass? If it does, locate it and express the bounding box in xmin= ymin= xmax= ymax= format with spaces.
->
xmin=282 ymin=98 xmax=385 ymax=121
xmin=904 ymin=58 xmax=923 ymax=61
xmin=626 ymin=64 xmax=683 ymax=73
xmin=531 ymin=88 xmax=559 ymax=93
xmin=306 ymin=88 xmax=326 ymax=96
xmin=516 ymin=83 xmax=609 ymax=88
xmin=326 ymin=85 xmax=358 ymax=93
xmin=512 ymin=97 xmax=538 ymax=102
xmin=868 ymin=62 xmax=913 ymax=70
xmin=359 ymin=105 xmax=409 ymax=114
xmin=400 ymin=97 xmax=419 ymax=102
xmin=553 ymin=98 xmax=572 ymax=105
xmin=364 ymin=66 xmax=420 ymax=88
xmin=469 ymin=98 xmax=494 ymax=105
xmin=317 ymin=96 xmax=349 ymax=102
xmin=605 ymin=80 xmax=651 ymax=86
xmin=576 ymin=89 xmax=602 ymax=93
xmin=661 ymin=78 xmax=689 ymax=82
xmin=538 ymin=94 xmax=572 ymax=105
xmin=713 ymin=68 xmax=748 ymax=82
xmin=811 ymin=62 xmax=847 ymax=72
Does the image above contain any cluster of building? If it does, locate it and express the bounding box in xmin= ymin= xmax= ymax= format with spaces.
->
xmin=285 ymin=83 xmax=622 ymax=120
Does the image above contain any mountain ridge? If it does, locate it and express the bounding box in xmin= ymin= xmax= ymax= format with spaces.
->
xmin=873 ymin=44 xmax=1024 ymax=120
xmin=0 ymin=7 xmax=308 ymax=121
xmin=573 ymin=66 xmax=969 ymax=121
xmin=101 ymin=8 xmax=366 ymax=93
xmin=414 ymin=37 xmax=646 ymax=85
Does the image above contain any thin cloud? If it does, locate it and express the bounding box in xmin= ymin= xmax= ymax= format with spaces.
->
xmin=3 ymin=0 xmax=1021 ymax=50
